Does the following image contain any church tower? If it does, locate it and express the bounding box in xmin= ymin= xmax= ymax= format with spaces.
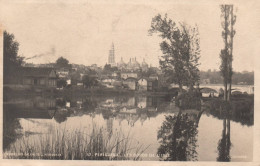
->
xmin=108 ymin=43 xmax=116 ymax=67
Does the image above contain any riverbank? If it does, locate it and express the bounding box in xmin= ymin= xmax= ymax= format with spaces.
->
xmin=4 ymin=84 xmax=255 ymax=101
xmin=3 ymin=86 xmax=174 ymax=100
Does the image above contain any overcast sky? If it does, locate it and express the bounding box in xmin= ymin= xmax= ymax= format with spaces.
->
xmin=0 ymin=0 xmax=258 ymax=72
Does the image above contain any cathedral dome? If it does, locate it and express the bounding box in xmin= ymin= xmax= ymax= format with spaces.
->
xmin=127 ymin=58 xmax=140 ymax=70
xmin=141 ymin=59 xmax=148 ymax=67
xmin=118 ymin=57 xmax=126 ymax=69
xmin=118 ymin=57 xmax=126 ymax=65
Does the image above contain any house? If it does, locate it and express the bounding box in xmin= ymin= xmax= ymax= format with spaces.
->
xmin=138 ymin=78 xmax=148 ymax=91
xmin=158 ymin=74 xmax=169 ymax=90
xmin=137 ymin=77 xmax=158 ymax=91
xmin=121 ymin=72 xmax=138 ymax=79
xmin=111 ymin=72 xmax=119 ymax=78
xmin=77 ymin=82 xmax=84 ymax=86
xmin=56 ymin=68 xmax=70 ymax=78
xmin=66 ymin=79 xmax=71 ymax=85
xmin=101 ymin=77 xmax=116 ymax=84
xmin=149 ymin=74 xmax=158 ymax=80
xmin=147 ymin=78 xmax=158 ymax=91
xmin=112 ymin=80 xmax=123 ymax=88
xmin=123 ymin=77 xmax=137 ymax=90
xmin=80 ymin=73 xmax=85 ymax=80
xmin=18 ymin=67 xmax=58 ymax=88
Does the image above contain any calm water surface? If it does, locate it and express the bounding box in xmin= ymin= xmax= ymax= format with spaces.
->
xmin=3 ymin=94 xmax=253 ymax=161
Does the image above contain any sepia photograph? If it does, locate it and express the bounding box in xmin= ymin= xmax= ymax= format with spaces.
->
xmin=0 ymin=0 xmax=259 ymax=165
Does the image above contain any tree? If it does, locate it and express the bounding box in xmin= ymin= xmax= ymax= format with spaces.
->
xmin=55 ymin=56 xmax=71 ymax=69
xmin=220 ymin=5 xmax=236 ymax=101
xmin=86 ymin=69 xmax=97 ymax=75
xmin=70 ymin=71 xmax=81 ymax=85
xmin=149 ymin=14 xmax=200 ymax=93
xmin=180 ymin=24 xmax=201 ymax=90
xmin=103 ymin=64 xmax=118 ymax=73
xmin=57 ymin=79 xmax=67 ymax=88
xmin=141 ymin=67 xmax=157 ymax=77
xmin=3 ymin=31 xmax=24 ymax=84
xmin=82 ymin=75 xmax=98 ymax=88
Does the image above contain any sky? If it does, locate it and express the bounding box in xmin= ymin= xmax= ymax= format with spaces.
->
xmin=0 ymin=0 xmax=259 ymax=72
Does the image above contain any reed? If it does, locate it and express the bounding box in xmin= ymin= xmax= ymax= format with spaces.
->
xmin=4 ymin=123 xmax=149 ymax=160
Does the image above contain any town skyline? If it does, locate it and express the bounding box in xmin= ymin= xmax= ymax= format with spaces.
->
xmin=1 ymin=1 xmax=257 ymax=162
xmin=1 ymin=1 xmax=257 ymax=72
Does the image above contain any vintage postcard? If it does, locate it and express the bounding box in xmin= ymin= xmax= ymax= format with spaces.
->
xmin=0 ymin=0 xmax=259 ymax=165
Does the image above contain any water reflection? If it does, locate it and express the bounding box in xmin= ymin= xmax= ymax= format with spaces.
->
xmin=203 ymin=99 xmax=253 ymax=161
xmin=215 ymin=102 xmax=231 ymax=162
xmin=3 ymin=105 xmax=22 ymax=150
xmin=3 ymin=95 xmax=173 ymax=154
xmin=157 ymin=100 xmax=202 ymax=161
xmin=217 ymin=118 xmax=231 ymax=161
xmin=202 ymin=98 xmax=254 ymax=126
xmin=3 ymin=94 xmax=254 ymax=161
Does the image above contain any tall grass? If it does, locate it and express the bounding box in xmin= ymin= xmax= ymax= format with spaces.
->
xmin=4 ymin=124 xmax=150 ymax=160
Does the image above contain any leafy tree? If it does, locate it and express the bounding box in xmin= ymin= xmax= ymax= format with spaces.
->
xmin=3 ymin=31 xmax=24 ymax=84
xmin=200 ymin=70 xmax=223 ymax=84
xmin=199 ymin=70 xmax=253 ymax=85
xmin=57 ymin=79 xmax=67 ymax=88
xmin=141 ymin=67 xmax=157 ymax=77
xmin=220 ymin=5 xmax=236 ymax=101
xmin=55 ymin=56 xmax=71 ymax=69
xmin=82 ymin=75 xmax=98 ymax=88
xmin=86 ymin=68 xmax=97 ymax=75
xmin=232 ymin=71 xmax=254 ymax=85
xmin=103 ymin=64 xmax=118 ymax=73
xmin=70 ymin=71 xmax=81 ymax=85
xmin=56 ymin=98 xmax=66 ymax=107
xmin=149 ymin=14 xmax=200 ymax=93
xmin=180 ymin=24 xmax=201 ymax=90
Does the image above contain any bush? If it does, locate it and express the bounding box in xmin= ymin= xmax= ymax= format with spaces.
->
xmin=175 ymin=91 xmax=201 ymax=110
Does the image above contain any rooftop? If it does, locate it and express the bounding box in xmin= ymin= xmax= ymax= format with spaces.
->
xmin=18 ymin=67 xmax=57 ymax=77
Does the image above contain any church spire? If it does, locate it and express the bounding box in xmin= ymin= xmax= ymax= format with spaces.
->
xmin=111 ymin=42 xmax=114 ymax=49
xmin=108 ymin=42 xmax=115 ymax=66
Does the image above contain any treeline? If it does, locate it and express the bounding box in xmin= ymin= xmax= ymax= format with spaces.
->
xmin=200 ymin=70 xmax=254 ymax=85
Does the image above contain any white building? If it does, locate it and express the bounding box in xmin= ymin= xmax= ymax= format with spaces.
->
xmin=138 ymin=78 xmax=148 ymax=91
xmin=121 ymin=72 xmax=138 ymax=79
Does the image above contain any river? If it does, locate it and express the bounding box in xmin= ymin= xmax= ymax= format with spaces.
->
xmin=3 ymin=94 xmax=253 ymax=161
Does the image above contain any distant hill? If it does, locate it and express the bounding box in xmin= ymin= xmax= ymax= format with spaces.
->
xmin=200 ymin=70 xmax=254 ymax=85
